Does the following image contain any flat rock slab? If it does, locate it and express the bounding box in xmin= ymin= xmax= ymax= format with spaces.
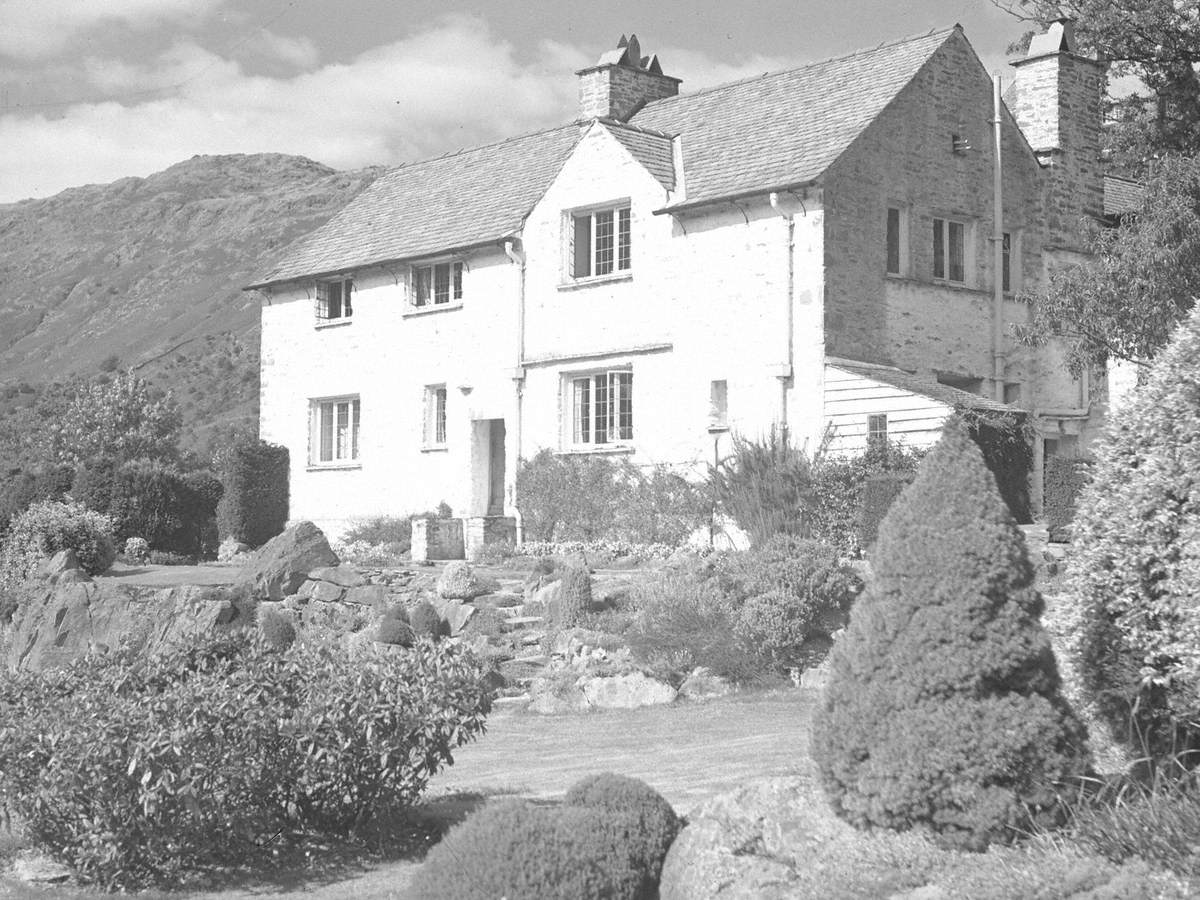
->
xmin=11 ymin=853 xmax=72 ymax=884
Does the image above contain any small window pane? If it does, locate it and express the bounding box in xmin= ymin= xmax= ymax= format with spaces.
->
xmin=617 ymin=208 xmax=631 ymax=270
xmin=351 ymin=398 xmax=360 ymax=459
xmin=710 ymin=379 xmax=728 ymax=426
xmin=594 ymin=210 xmax=614 ymax=276
xmin=434 ymin=263 xmax=450 ymax=304
xmin=1002 ymin=232 xmax=1012 ymax=292
xmin=594 ymin=372 xmax=611 ymax=443
xmin=319 ymin=403 xmax=333 ymax=461
xmin=573 ymin=378 xmax=590 ymax=444
xmin=616 ymin=372 xmax=633 ymax=440
xmin=452 ymin=262 xmax=463 ymax=300
xmin=573 ymin=214 xmax=592 ymax=277
xmin=868 ymin=413 xmax=888 ymax=446
xmin=933 ymin=219 xmax=945 ymax=279
xmin=435 ymin=388 xmax=447 ymax=444
xmin=343 ymin=280 xmax=353 ymax=317
xmin=948 ymin=221 xmax=965 ymax=282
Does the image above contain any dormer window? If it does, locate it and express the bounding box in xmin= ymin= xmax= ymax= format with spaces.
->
xmin=569 ymin=204 xmax=631 ymax=280
xmin=315 ymin=277 xmax=353 ymax=322
xmin=412 ymin=261 xmax=464 ymax=308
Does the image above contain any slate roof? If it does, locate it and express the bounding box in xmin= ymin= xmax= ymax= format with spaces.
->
xmin=249 ymin=27 xmax=958 ymax=287
xmin=629 ymin=27 xmax=959 ymax=209
xmin=604 ymin=122 xmax=675 ymax=190
xmin=247 ymin=124 xmax=583 ymax=288
xmin=828 ymin=358 xmax=1016 ymax=413
xmin=1103 ymin=174 xmax=1143 ymax=217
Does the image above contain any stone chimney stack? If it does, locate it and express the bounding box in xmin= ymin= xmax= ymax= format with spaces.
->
xmin=577 ymin=34 xmax=681 ymax=122
xmin=1009 ymin=18 xmax=1105 ymax=252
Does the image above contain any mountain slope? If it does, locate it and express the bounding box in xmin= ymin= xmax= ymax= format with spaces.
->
xmin=0 ymin=153 xmax=382 ymax=466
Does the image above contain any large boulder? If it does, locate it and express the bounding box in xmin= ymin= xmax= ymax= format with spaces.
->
xmin=580 ymin=671 xmax=677 ymax=709
xmin=436 ymin=561 xmax=500 ymax=600
xmin=37 ymin=549 xmax=80 ymax=581
xmin=234 ymin=521 xmax=338 ymax=600
xmin=658 ymin=778 xmax=852 ymax=900
xmin=7 ymin=581 xmax=256 ymax=673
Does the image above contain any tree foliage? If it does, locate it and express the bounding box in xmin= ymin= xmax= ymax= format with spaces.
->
xmin=997 ymin=0 xmax=1200 ymax=173
xmin=1018 ymin=156 xmax=1200 ymax=373
xmin=37 ymin=371 xmax=182 ymax=466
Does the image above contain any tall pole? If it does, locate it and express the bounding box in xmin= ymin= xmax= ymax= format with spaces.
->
xmin=992 ymin=73 xmax=1006 ymax=402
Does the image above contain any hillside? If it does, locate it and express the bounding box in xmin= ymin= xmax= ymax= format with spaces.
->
xmin=0 ymin=154 xmax=382 ymax=467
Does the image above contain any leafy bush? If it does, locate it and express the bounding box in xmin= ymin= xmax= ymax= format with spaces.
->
xmin=516 ymin=449 xmax=706 ymax=544
xmin=555 ymin=565 xmax=592 ymax=628
xmin=808 ymin=441 xmax=925 ymax=557
xmin=0 ymin=631 xmax=493 ymax=889
xmin=70 ymin=456 xmax=119 ymax=517
xmin=709 ymin=426 xmax=813 ymax=546
xmin=858 ymin=471 xmax=914 ymax=549
xmin=123 ymin=536 xmax=150 ymax=562
xmin=216 ymin=437 xmax=289 ymax=546
xmin=1068 ymin=307 xmax=1200 ymax=760
xmin=811 ymin=422 xmax=1089 ymax=849
xmin=0 ymin=499 xmax=115 ymax=591
xmin=409 ymin=599 xmax=447 ymax=640
xmin=148 ymin=549 xmax=196 ymax=566
xmin=343 ymin=514 xmax=429 ymax=555
xmin=627 ymin=573 xmax=761 ymax=682
xmin=376 ymin=618 xmax=414 ymax=647
xmin=412 ymin=774 xmax=679 ymax=900
xmin=1044 ymin=455 xmax=1093 ymax=543
xmin=107 ymin=458 xmax=185 ymax=548
xmin=0 ymin=464 xmax=75 ymax=536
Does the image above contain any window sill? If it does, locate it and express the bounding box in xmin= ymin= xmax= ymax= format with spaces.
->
xmin=314 ymin=318 xmax=353 ymax=330
xmin=403 ymin=302 xmax=463 ymax=318
xmin=306 ymin=462 xmax=362 ymax=472
xmin=557 ymin=445 xmax=635 ymax=456
xmin=420 ymin=445 xmax=449 ymax=453
xmin=557 ymin=271 xmax=633 ymax=292
xmin=885 ymin=275 xmax=987 ymax=296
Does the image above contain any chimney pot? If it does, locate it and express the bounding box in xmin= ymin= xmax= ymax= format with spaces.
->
xmin=576 ymin=33 xmax=681 ymax=122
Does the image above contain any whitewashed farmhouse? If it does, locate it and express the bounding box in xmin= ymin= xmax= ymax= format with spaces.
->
xmin=247 ymin=21 xmax=1119 ymax=547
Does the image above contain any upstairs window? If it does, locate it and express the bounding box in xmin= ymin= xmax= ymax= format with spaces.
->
xmin=423 ymin=385 xmax=447 ymax=448
xmin=709 ymin=379 xmax=729 ymax=429
xmin=315 ymin=278 xmax=353 ymax=321
xmin=933 ymin=217 xmax=966 ymax=284
xmin=413 ymin=261 xmax=463 ymax=307
xmin=571 ymin=205 xmax=632 ymax=279
xmin=312 ymin=396 xmax=360 ymax=464
xmin=1002 ymin=231 xmax=1021 ymax=293
xmin=570 ymin=370 xmax=633 ymax=446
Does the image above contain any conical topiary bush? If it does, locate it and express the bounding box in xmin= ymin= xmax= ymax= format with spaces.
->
xmin=810 ymin=420 xmax=1089 ymax=849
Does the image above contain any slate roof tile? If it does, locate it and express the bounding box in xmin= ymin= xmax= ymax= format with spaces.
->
xmin=1103 ymin=174 xmax=1143 ymax=217
xmin=603 ymin=122 xmax=675 ymax=189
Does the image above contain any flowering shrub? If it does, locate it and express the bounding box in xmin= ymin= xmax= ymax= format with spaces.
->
xmin=0 ymin=499 xmax=115 ymax=590
xmin=0 ymin=631 xmax=494 ymax=889
xmin=520 ymin=540 xmax=684 ymax=561
xmin=123 ymin=536 xmax=150 ymax=562
xmin=333 ymin=539 xmax=408 ymax=567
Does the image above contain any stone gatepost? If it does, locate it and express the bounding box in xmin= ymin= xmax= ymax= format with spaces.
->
xmin=410 ymin=517 xmax=465 ymax=562
xmin=463 ymin=516 xmax=517 ymax=559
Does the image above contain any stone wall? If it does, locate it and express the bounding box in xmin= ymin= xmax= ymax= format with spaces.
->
xmin=411 ymin=517 xmax=465 ymax=562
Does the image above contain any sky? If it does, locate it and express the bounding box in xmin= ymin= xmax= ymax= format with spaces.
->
xmin=0 ymin=0 xmax=1036 ymax=204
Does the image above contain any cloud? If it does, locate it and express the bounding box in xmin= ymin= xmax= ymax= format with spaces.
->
xmin=0 ymin=0 xmax=226 ymax=59
xmin=0 ymin=14 xmax=808 ymax=203
xmin=258 ymin=31 xmax=320 ymax=69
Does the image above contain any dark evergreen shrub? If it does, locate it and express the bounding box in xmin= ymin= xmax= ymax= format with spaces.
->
xmin=412 ymin=775 xmax=679 ymax=900
xmin=1068 ymin=308 xmax=1200 ymax=760
xmin=0 ymin=464 xmax=75 ymax=535
xmin=969 ymin=418 xmax=1033 ymax=524
xmin=216 ymin=437 xmax=289 ymax=546
xmin=376 ymin=618 xmax=414 ymax=647
xmin=562 ymin=773 xmax=681 ymax=890
xmin=257 ymin=606 xmax=296 ymax=649
xmin=811 ymin=422 xmax=1089 ymax=849
xmin=858 ymin=471 xmax=913 ymax=549
xmin=409 ymin=599 xmax=447 ymax=640
xmin=1044 ymin=455 xmax=1092 ymax=543
xmin=555 ymin=565 xmax=592 ymax=627
xmin=179 ymin=469 xmax=222 ymax=557
xmin=108 ymin=459 xmax=185 ymax=549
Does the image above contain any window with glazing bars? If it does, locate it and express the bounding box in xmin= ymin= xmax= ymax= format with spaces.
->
xmin=867 ymin=413 xmax=888 ymax=446
xmin=315 ymin=278 xmax=353 ymax=320
xmin=314 ymin=397 xmax=360 ymax=463
xmin=571 ymin=371 xmax=633 ymax=444
xmin=571 ymin=206 xmax=631 ymax=278
xmin=413 ymin=262 xmax=464 ymax=306
xmin=933 ymin=218 xmax=966 ymax=283
xmin=424 ymin=385 xmax=447 ymax=446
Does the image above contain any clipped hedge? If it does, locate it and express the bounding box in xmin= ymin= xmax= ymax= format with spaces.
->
xmin=216 ymin=438 xmax=289 ymax=547
xmin=812 ymin=422 xmax=1089 ymax=849
xmin=1044 ymin=455 xmax=1092 ymax=543
xmin=412 ymin=774 xmax=679 ymax=899
xmin=0 ymin=631 xmax=493 ymax=890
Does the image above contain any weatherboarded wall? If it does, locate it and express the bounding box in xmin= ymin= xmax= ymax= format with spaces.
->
xmin=822 ymin=364 xmax=952 ymax=455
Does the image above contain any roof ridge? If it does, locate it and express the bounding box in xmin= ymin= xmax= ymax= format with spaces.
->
xmin=636 ymin=24 xmax=959 ymax=112
xmin=381 ymin=121 xmax=580 ymax=176
xmin=596 ymin=119 xmax=676 ymax=140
